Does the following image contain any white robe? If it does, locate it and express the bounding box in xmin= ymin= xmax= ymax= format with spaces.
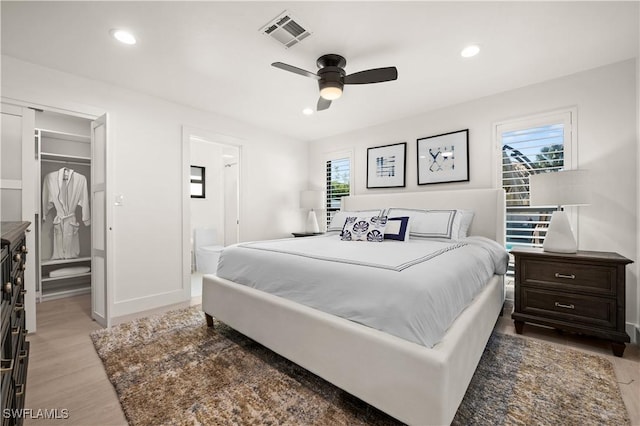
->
xmin=43 ymin=168 xmax=91 ymax=259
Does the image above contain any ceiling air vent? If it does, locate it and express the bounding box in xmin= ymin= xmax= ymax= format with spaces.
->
xmin=260 ymin=11 xmax=311 ymax=49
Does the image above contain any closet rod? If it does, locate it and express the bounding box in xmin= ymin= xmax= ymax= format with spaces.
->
xmin=42 ymin=158 xmax=90 ymax=166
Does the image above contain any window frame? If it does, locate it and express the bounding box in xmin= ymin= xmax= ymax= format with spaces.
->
xmin=494 ymin=108 xmax=578 ymax=253
xmin=324 ymin=149 xmax=353 ymax=229
xmin=190 ymin=165 xmax=206 ymax=199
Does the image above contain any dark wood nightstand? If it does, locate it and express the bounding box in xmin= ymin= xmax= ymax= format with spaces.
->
xmin=511 ymin=247 xmax=633 ymax=357
xmin=291 ymin=232 xmax=324 ymax=238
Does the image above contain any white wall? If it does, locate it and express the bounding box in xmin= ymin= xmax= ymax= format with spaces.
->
xmin=2 ymin=55 xmax=307 ymax=319
xmin=309 ymin=59 xmax=639 ymax=336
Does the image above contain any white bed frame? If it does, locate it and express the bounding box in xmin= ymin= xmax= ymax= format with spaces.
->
xmin=202 ymin=189 xmax=505 ymax=425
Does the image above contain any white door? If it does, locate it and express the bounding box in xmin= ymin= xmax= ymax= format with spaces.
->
xmin=1 ymin=103 xmax=36 ymax=332
xmin=91 ymin=114 xmax=108 ymax=326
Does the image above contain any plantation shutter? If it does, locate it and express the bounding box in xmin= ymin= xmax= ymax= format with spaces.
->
xmin=499 ymin=112 xmax=573 ymax=257
xmin=325 ymin=157 xmax=351 ymax=227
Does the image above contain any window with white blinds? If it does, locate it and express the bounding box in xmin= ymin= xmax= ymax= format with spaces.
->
xmin=326 ymin=157 xmax=351 ymax=227
xmin=498 ymin=111 xmax=574 ymax=258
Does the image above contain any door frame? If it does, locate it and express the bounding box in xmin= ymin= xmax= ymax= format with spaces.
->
xmin=181 ymin=126 xmax=243 ymax=296
xmin=3 ymin=96 xmax=113 ymax=328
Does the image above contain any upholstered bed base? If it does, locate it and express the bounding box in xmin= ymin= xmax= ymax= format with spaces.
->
xmin=203 ymin=273 xmax=503 ymax=425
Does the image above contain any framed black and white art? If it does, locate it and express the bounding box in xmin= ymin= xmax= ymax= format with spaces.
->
xmin=417 ymin=129 xmax=469 ymax=185
xmin=366 ymin=142 xmax=406 ymax=188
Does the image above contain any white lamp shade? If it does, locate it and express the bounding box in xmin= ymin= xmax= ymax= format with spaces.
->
xmin=529 ymin=170 xmax=591 ymax=207
xmin=300 ymin=190 xmax=325 ymax=210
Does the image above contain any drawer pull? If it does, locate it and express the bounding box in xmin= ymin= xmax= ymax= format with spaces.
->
xmin=0 ymin=358 xmax=14 ymax=372
xmin=18 ymin=349 xmax=28 ymax=359
xmin=14 ymin=303 xmax=24 ymax=312
xmin=15 ymin=384 xmax=24 ymax=396
xmin=555 ymin=302 xmax=575 ymax=310
xmin=11 ymin=326 xmax=20 ymax=335
xmin=554 ymin=273 xmax=576 ymax=280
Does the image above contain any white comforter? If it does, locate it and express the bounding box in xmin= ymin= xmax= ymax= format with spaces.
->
xmin=216 ymin=234 xmax=508 ymax=348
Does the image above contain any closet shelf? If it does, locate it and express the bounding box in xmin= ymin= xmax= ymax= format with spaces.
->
xmin=39 ymin=129 xmax=90 ymax=143
xmin=41 ymin=257 xmax=91 ymax=266
xmin=41 ymin=152 xmax=91 ymax=163
xmin=41 ymin=272 xmax=91 ymax=283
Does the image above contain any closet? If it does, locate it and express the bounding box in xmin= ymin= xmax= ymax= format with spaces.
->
xmin=35 ymin=113 xmax=93 ymax=302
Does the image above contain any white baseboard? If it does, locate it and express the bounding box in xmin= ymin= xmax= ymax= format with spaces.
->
xmin=111 ymin=298 xmax=191 ymax=326
xmin=112 ymin=288 xmax=190 ymax=321
xmin=626 ymin=322 xmax=638 ymax=344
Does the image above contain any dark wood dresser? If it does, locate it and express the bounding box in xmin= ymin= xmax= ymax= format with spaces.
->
xmin=1 ymin=221 xmax=31 ymax=426
xmin=511 ymin=247 xmax=633 ymax=357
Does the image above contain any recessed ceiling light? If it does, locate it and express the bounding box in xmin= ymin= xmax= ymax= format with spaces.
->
xmin=302 ymin=108 xmax=314 ymax=116
xmin=460 ymin=44 xmax=480 ymax=58
xmin=110 ymin=29 xmax=136 ymax=45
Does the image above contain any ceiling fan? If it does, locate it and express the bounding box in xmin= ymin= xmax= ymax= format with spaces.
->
xmin=271 ymin=54 xmax=398 ymax=111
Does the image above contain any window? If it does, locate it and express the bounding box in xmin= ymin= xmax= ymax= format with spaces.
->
xmin=325 ymin=157 xmax=351 ymax=227
xmin=190 ymin=165 xmax=205 ymax=198
xmin=497 ymin=110 xmax=574 ymax=271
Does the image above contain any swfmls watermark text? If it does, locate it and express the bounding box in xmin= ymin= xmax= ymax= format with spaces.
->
xmin=3 ymin=408 xmax=69 ymax=420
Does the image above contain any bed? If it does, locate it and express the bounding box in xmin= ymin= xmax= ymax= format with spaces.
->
xmin=202 ymin=188 xmax=506 ymax=425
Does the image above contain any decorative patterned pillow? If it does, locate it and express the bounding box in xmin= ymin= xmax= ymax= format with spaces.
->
xmin=341 ymin=216 xmax=388 ymax=242
xmin=384 ymin=216 xmax=411 ymax=241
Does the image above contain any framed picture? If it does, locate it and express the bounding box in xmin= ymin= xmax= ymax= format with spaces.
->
xmin=417 ymin=129 xmax=469 ymax=185
xmin=367 ymin=142 xmax=406 ymax=188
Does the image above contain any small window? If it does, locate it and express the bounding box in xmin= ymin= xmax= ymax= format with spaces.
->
xmin=190 ymin=166 xmax=205 ymax=198
xmin=325 ymin=157 xmax=351 ymax=227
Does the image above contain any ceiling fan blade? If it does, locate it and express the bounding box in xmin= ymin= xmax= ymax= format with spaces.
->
xmin=271 ymin=62 xmax=320 ymax=80
xmin=317 ymin=97 xmax=331 ymax=111
xmin=344 ymin=67 xmax=398 ymax=85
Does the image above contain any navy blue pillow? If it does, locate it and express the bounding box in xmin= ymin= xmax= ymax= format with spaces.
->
xmin=384 ymin=216 xmax=410 ymax=241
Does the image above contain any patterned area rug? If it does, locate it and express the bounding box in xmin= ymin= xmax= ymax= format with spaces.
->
xmin=90 ymin=306 xmax=629 ymax=426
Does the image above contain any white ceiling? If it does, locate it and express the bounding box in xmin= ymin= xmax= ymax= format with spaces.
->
xmin=2 ymin=1 xmax=638 ymax=142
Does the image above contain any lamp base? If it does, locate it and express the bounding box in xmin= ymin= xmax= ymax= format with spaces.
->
xmin=543 ymin=211 xmax=578 ymax=253
xmin=306 ymin=210 xmax=320 ymax=234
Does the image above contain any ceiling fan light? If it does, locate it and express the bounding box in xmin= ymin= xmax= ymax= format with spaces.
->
xmin=461 ymin=44 xmax=480 ymax=58
xmin=110 ymin=29 xmax=136 ymax=45
xmin=320 ymin=86 xmax=342 ymax=100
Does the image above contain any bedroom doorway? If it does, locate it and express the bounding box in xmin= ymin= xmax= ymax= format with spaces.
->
xmin=181 ymin=127 xmax=241 ymax=298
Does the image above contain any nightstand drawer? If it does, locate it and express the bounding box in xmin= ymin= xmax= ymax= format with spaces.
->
xmin=521 ymin=259 xmax=615 ymax=295
xmin=521 ymin=288 xmax=616 ymax=329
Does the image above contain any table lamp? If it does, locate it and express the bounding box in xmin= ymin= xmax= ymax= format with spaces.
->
xmin=300 ymin=190 xmax=324 ymax=233
xmin=529 ymin=169 xmax=590 ymax=253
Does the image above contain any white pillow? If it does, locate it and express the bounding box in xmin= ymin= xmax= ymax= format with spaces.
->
xmin=328 ymin=209 xmax=384 ymax=233
xmin=385 ymin=208 xmax=474 ymax=240
xmin=341 ymin=216 xmax=388 ymax=242
xmin=455 ymin=210 xmax=475 ymax=239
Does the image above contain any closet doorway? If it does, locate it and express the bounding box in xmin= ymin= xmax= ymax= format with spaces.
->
xmin=33 ymin=110 xmax=110 ymax=326
xmin=182 ymin=128 xmax=241 ymax=298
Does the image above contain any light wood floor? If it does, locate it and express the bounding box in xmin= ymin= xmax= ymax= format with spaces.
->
xmin=24 ymin=293 xmax=639 ymax=425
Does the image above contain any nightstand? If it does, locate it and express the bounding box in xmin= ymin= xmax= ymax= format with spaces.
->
xmin=291 ymin=232 xmax=324 ymax=238
xmin=511 ymin=247 xmax=633 ymax=357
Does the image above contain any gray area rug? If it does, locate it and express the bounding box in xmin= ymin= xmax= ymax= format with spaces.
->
xmin=90 ymin=306 xmax=629 ymax=425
